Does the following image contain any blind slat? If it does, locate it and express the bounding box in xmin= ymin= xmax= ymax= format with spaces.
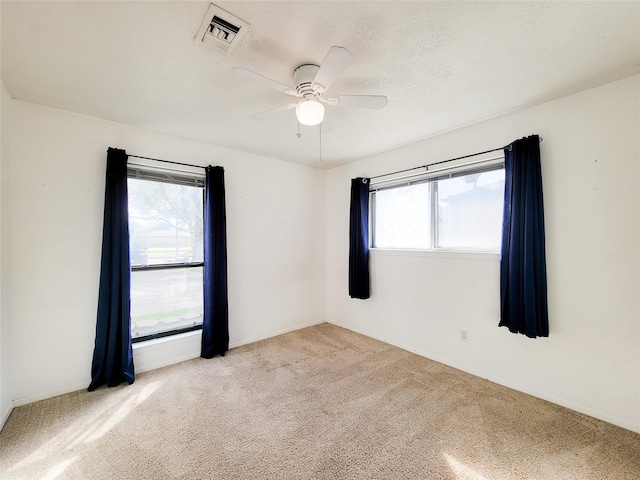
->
xmin=369 ymin=158 xmax=504 ymax=192
xmin=127 ymin=167 xmax=205 ymax=188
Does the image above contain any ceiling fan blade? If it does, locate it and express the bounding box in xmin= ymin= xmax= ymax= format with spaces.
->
xmin=252 ymin=103 xmax=297 ymax=120
xmin=311 ymin=46 xmax=353 ymax=91
xmin=232 ymin=67 xmax=298 ymax=96
xmin=326 ymin=95 xmax=388 ymax=109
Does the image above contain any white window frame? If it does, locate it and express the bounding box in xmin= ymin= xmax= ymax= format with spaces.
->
xmin=369 ymin=155 xmax=505 ymax=253
xmin=127 ymin=163 xmax=206 ymax=343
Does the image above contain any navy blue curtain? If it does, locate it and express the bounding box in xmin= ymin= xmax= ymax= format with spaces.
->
xmin=201 ymin=166 xmax=229 ymax=358
xmin=88 ymin=148 xmax=135 ymax=391
xmin=500 ymin=135 xmax=549 ymax=338
xmin=349 ymin=177 xmax=370 ymax=299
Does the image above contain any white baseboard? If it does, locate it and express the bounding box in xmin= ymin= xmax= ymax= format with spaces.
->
xmin=328 ymin=320 xmax=640 ymax=434
xmin=229 ymin=319 xmax=326 ymax=349
xmin=1 ymin=400 xmax=14 ymax=431
xmin=10 ymin=319 xmax=635 ymax=433
xmin=134 ymin=318 xmax=327 ymax=373
xmin=13 ymin=382 xmax=88 ymax=408
xmin=9 ymin=319 xmax=327 ymax=411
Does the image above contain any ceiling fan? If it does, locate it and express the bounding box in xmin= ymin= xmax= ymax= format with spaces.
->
xmin=232 ymin=46 xmax=388 ymax=126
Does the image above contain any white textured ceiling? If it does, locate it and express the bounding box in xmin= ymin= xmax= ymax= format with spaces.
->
xmin=2 ymin=1 xmax=639 ymax=167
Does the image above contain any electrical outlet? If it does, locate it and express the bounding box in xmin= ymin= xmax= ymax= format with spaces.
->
xmin=460 ymin=329 xmax=468 ymax=342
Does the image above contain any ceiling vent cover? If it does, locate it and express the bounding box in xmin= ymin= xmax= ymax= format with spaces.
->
xmin=195 ymin=4 xmax=249 ymax=55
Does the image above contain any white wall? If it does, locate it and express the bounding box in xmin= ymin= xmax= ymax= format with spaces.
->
xmin=5 ymin=99 xmax=326 ymax=405
xmin=1 ymin=83 xmax=15 ymax=427
xmin=325 ymin=75 xmax=640 ymax=432
xmin=3 ymin=74 xmax=639 ymax=434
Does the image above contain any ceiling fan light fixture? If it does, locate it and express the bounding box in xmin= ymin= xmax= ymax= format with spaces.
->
xmin=296 ymin=99 xmax=325 ymax=126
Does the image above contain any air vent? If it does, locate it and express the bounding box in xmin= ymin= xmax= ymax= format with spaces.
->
xmin=195 ymin=4 xmax=249 ymax=55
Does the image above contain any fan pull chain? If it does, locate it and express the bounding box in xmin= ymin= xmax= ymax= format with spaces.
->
xmin=294 ymin=121 xmax=322 ymax=166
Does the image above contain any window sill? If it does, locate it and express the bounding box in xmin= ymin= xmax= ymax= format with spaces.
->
xmin=370 ymin=248 xmax=499 ymax=262
xmin=131 ymin=328 xmax=202 ymax=374
xmin=132 ymin=329 xmax=202 ymax=351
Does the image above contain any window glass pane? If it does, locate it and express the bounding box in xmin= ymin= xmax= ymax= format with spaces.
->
xmin=130 ymin=267 xmax=203 ymax=340
xmin=128 ymin=178 xmax=203 ymax=266
xmin=374 ymin=182 xmax=431 ymax=249
xmin=437 ymin=169 xmax=505 ymax=250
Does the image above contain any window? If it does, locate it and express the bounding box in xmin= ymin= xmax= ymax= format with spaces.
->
xmin=371 ymin=162 xmax=505 ymax=251
xmin=127 ymin=168 xmax=204 ymax=342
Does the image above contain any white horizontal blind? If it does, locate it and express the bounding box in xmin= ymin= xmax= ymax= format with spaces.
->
xmin=369 ymin=155 xmax=504 ymax=192
xmin=127 ymin=166 xmax=204 ymax=188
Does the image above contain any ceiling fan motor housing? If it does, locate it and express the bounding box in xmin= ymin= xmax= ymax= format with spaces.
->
xmin=294 ymin=64 xmax=323 ymax=96
xmin=232 ymin=46 xmax=387 ymax=121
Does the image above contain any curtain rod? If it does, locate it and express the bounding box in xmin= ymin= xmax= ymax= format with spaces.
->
xmin=127 ymin=154 xmax=205 ymax=170
xmin=368 ymin=137 xmax=543 ymax=181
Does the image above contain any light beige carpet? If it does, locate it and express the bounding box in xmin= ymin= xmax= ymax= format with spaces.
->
xmin=1 ymin=323 xmax=638 ymax=479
